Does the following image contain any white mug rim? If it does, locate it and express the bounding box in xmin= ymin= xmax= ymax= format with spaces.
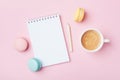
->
xmin=80 ymin=28 xmax=104 ymax=52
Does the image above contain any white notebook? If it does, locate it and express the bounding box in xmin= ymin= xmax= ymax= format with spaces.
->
xmin=27 ymin=14 xmax=69 ymax=67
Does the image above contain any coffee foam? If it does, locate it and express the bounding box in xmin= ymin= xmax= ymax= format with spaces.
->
xmin=81 ymin=30 xmax=101 ymax=50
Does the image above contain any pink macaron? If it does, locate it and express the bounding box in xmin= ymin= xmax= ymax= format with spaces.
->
xmin=14 ymin=38 xmax=29 ymax=52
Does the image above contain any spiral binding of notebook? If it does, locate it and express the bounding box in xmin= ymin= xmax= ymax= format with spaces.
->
xmin=28 ymin=14 xmax=59 ymax=24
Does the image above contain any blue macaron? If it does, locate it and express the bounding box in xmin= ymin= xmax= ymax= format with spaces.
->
xmin=28 ymin=58 xmax=42 ymax=72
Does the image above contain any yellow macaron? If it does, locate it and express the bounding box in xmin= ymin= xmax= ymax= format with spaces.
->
xmin=74 ymin=8 xmax=85 ymax=22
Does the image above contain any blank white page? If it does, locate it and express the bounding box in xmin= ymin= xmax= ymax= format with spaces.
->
xmin=27 ymin=14 xmax=69 ymax=67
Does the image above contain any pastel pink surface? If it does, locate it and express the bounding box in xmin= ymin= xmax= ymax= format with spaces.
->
xmin=0 ymin=0 xmax=120 ymax=80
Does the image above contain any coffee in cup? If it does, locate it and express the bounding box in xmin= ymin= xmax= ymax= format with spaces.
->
xmin=80 ymin=28 xmax=110 ymax=52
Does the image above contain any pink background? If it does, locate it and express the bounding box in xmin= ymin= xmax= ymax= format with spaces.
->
xmin=0 ymin=0 xmax=120 ymax=80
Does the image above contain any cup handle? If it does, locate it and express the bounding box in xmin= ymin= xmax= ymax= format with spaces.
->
xmin=104 ymin=39 xmax=110 ymax=43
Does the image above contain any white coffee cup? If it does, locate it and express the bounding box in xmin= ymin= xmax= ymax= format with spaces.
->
xmin=80 ymin=28 xmax=110 ymax=52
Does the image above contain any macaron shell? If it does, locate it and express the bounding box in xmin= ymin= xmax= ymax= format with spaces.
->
xmin=28 ymin=58 xmax=42 ymax=72
xmin=78 ymin=8 xmax=85 ymax=22
xmin=74 ymin=8 xmax=80 ymax=21
xmin=15 ymin=38 xmax=28 ymax=52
